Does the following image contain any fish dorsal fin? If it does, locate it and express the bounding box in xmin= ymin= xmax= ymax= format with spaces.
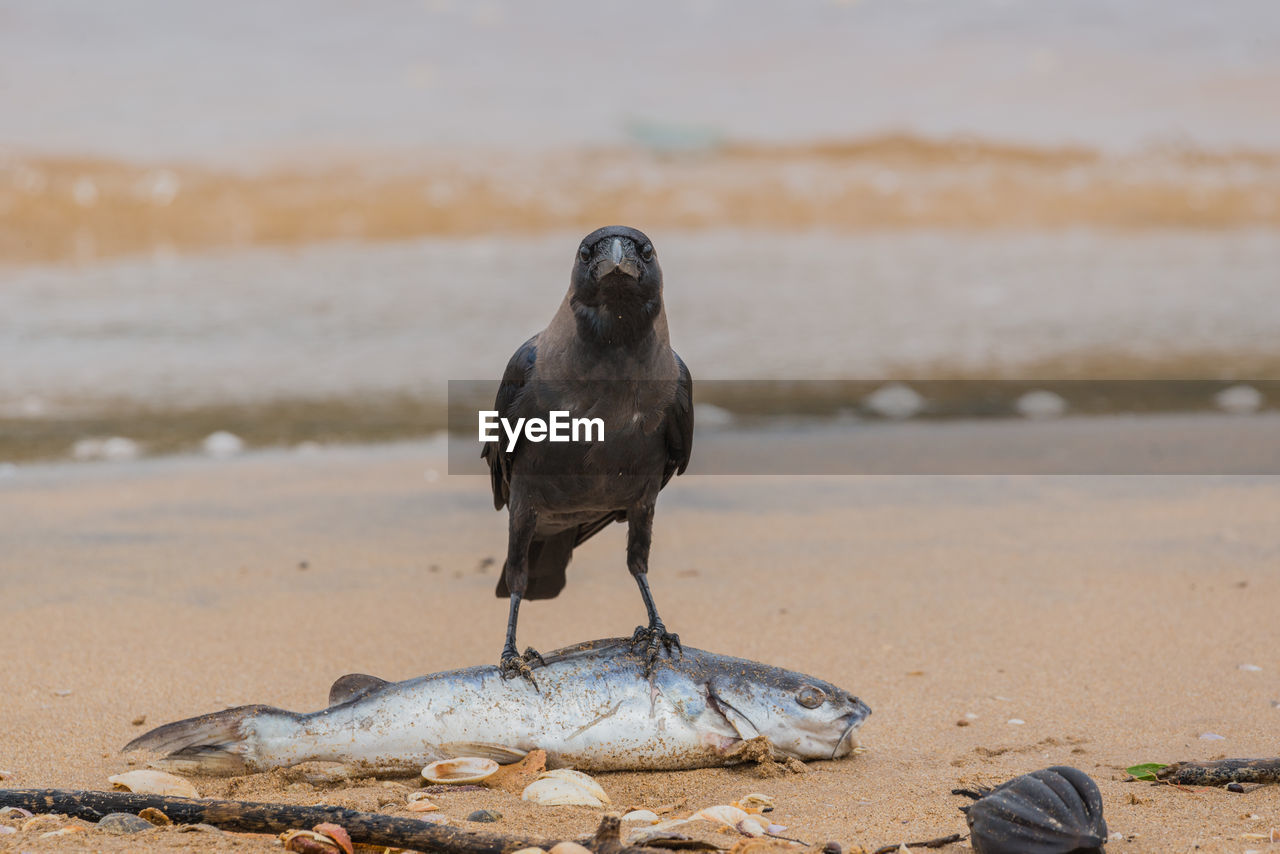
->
xmin=328 ymin=673 xmax=390 ymax=706
xmin=439 ymin=742 xmax=530 ymax=765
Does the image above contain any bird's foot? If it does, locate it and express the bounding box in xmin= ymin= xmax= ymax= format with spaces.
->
xmin=499 ymin=646 xmax=546 ymax=688
xmin=631 ymin=624 xmax=682 ymax=674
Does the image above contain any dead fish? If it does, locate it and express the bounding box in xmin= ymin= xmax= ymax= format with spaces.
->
xmin=124 ymin=637 xmax=869 ymax=774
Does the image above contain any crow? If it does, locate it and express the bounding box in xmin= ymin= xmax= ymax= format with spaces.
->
xmin=482 ymin=225 xmax=693 ymax=682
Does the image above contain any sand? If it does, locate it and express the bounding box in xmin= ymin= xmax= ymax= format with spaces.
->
xmin=2 ymin=428 xmax=1279 ymax=852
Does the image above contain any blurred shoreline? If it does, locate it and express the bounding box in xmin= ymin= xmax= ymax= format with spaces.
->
xmin=4 ymin=135 xmax=1280 ymax=266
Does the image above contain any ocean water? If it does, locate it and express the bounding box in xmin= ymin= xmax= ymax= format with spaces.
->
xmin=1 ymin=0 xmax=1279 ymax=162
xmin=2 ymin=229 xmax=1276 ymax=416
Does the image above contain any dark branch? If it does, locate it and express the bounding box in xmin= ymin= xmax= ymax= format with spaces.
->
xmin=1156 ymin=758 xmax=1280 ymax=787
xmin=0 ymin=789 xmax=665 ymax=854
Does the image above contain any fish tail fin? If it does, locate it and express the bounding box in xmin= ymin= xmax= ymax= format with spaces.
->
xmin=122 ymin=703 xmax=294 ymax=776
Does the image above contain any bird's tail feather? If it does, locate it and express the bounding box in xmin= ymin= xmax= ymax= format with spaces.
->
xmin=495 ymin=529 xmax=575 ymax=600
xmin=122 ymin=703 xmax=293 ymax=776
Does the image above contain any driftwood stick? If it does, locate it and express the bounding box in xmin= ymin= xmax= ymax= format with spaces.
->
xmin=871 ymin=832 xmax=964 ymax=853
xmin=0 ymin=789 xmax=661 ymax=854
xmin=1156 ymin=758 xmax=1280 ymax=787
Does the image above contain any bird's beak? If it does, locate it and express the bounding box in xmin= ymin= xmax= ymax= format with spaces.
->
xmin=594 ymin=237 xmax=640 ymax=280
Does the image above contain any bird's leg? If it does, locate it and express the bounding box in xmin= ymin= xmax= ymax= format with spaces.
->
xmin=499 ymin=505 xmax=543 ymax=686
xmin=626 ymin=503 xmax=680 ymax=672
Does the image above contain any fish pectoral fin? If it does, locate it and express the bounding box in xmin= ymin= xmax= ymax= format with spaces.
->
xmin=707 ymin=689 xmax=761 ymax=742
xmin=439 ymin=742 xmax=530 ymax=765
xmin=328 ymin=673 xmax=391 ymax=706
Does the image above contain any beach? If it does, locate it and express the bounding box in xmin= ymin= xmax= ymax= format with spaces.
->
xmin=2 ymin=428 xmax=1278 ymax=852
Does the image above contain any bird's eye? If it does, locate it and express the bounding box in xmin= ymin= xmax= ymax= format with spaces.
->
xmin=796 ymin=686 xmax=825 ymax=709
xmin=579 ymin=244 xmax=592 ymax=263
xmin=640 ymin=243 xmax=654 ymax=261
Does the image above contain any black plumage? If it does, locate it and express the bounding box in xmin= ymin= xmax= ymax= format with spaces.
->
xmin=482 ymin=225 xmax=693 ymax=680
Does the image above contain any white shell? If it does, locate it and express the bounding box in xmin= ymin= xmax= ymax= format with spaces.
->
xmin=622 ymin=810 xmax=660 ymax=823
xmin=521 ymin=778 xmax=604 ymax=807
xmin=737 ymin=794 xmax=774 ymax=813
xmin=689 ymin=805 xmax=749 ymax=825
xmin=536 ymin=769 xmax=611 ymax=804
xmin=421 ymin=757 xmax=498 ymax=784
xmin=108 ymin=769 xmax=200 ymax=798
xmin=549 ymin=843 xmax=593 ymax=854
xmin=737 ymin=816 xmax=770 ymax=836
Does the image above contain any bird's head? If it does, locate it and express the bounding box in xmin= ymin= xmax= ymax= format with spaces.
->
xmin=569 ymin=225 xmax=663 ymax=347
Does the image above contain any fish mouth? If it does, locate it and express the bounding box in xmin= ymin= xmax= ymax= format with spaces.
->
xmin=832 ymin=705 xmax=870 ymax=759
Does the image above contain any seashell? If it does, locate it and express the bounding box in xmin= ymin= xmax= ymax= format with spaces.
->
xmin=737 ymin=817 xmax=769 ymax=837
xmin=734 ymin=794 xmax=774 ymax=814
xmin=313 ymin=823 xmax=354 ymax=854
xmin=406 ymin=792 xmax=439 ymax=812
xmin=0 ymin=807 xmax=32 ymax=819
xmin=522 ymin=778 xmax=604 ymax=807
xmin=537 ymin=769 xmax=611 ymax=804
xmin=0 ymin=826 xmax=14 ymax=835
xmin=281 ymin=829 xmax=342 ymax=854
xmin=689 ymin=805 xmax=750 ymax=826
xmin=622 ymin=809 xmax=660 ymax=823
xmin=511 ymin=849 xmax=548 ymax=854
xmin=467 ymin=809 xmax=502 ymax=823
xmin=23 ymin=815 xmax=66 ymax=833
xmin=728 ymin=839 xmax=801 ymax=854
xmin=108 ymin=769 xmax=200 ymax=798
xmin=549 ymin=843 xmax=593 ymax=854
xmin=963 ymin=766 xmax=1107 ymax=854
xmin=422 ymin=757 xmax=499 ymax=785
xmin=138 ymin=808 xmax=171 ymax=827
xmin=40 ymin=826 xmax=86 ymax=838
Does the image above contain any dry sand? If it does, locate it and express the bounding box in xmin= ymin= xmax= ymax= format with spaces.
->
xmin=1 ymin=428 xmax=1279 ymax=852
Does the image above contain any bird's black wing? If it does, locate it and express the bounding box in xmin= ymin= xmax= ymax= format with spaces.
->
xmin=662 ymin=351 xmax=694 ymax=487
xmin=482 ymin=335 xmax=537 ymax=510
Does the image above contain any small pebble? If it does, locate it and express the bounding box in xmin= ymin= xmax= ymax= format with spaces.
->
xmin=1215 ymin=384 xmax=1263 ymax=414
xmin=98 ymin=812 xmax=154 ymax=834
xmin=864 ymin=383 xmax=925 ymax=419
xmin=821 ymin=843 xmax=842 ymax=854
xmin=1015 ymin=389 xmax=1067 ymax=419
xmin=0 ymin=769 xmax=11 ymax=780
xmin=1007 ymin=718 xmax=1025 ymax=725
xmin=1227 ymin=782 xmax=1245 ymax=793
xmin=53 ymin=688 xmax=73 ymax=697
xmin=0 ymin=826 xmax=15 ymax=836
xmin=467 ymin=809 xmax=502 ymax=823
xmin=1199 ymin=732 xmax=1226 ymax=741
xmin=131 ymin=715 xmax=147 ymax=726
xmin=956 ymin=719 xmax=970 ymax=727
xmin=1239 ymin=664 xmax=1263 ymax=672
xmin=203 ymin=430 xmax=245 ymax=458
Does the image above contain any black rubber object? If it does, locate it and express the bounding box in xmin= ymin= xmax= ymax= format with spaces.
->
xmin=961 ymin=766 xmax=1108 ymax=854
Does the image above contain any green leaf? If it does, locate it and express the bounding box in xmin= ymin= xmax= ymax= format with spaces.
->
xmin=1126 ymin=762 xmax=1168 ymax=781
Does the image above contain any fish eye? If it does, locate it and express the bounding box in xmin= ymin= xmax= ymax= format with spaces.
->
xmin=640 ymin=242 xmax=654 ymax=261
xmin=579 ymin=244 xmax=592 ymax=263
xmin=796 ymin=686 xmax=825 ymax=709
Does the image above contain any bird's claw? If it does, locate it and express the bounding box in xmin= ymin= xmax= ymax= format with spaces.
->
xmin=631 ymin=624 xmax=682 ymax=673
xmin=499 ymin=646 xmax=545 ymax=688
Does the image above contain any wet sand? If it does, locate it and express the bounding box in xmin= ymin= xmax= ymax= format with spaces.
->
xmin=2 ymin=422 xmax=1279 ymax=852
